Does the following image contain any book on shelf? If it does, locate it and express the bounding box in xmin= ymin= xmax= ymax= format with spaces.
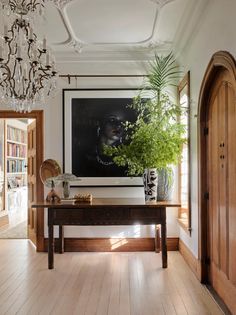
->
xmin=7 ymin=159 xmax=26 ymax=173
xmin=7 ymin=143 xmax=26 ymax=158
xmin=7 ymin=126 xmax=27 ymax=144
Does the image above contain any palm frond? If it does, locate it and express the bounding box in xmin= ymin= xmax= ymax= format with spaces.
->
xmin=147 ymin=52 xmax=181 ymax=94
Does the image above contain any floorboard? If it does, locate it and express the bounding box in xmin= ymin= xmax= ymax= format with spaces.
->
xmin=0 ymin=240 xmax=225 ymax=315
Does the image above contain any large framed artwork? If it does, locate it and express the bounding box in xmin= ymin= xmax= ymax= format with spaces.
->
xmin=63 ymin=89 xmax=143 ymax=186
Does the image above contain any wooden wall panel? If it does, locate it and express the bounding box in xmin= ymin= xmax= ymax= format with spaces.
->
xmin=44 ymin=237 xmax=179 ymax=252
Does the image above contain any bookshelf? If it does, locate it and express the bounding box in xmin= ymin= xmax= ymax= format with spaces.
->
xmin=5 ymin=120 xmax=27 ymax=211
xmin=0 ymin=118 xmax=29 ymax=228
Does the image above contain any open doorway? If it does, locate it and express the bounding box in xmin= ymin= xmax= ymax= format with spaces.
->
xmin=0 ymin=110 xmax=44 ymax=251
xmin=0 ymin=118 xmax=35 ymax=238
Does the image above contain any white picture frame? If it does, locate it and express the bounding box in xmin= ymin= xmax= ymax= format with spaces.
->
xmin=63 ymin=89 xmax=143 ymax=187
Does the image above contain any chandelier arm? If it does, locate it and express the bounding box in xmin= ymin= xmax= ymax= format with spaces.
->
xmin=39 ymin=66 xmax=51 ymax=74
xmin=33 ymin=0 xmax=41 ymax=10
xmin=19 ymin=62 xmax=24 ymax=97
xmin=27 ymin=41 xmax=33 ymax=59
xmin=0 ymin=65 xmax=11 ymax=83
xmin=22 ymin=76 xmax=26 ymax=98
xmin=26 ymin=2 xmax=33 ymax=10
xmin=32 ymin=67 xmax=38 ymax=95
xmin=38 ymin=76 xmax=45 ymax=92
xmin=26 ymin=0 xmax=39 ymax=11
xmin=9 ymin=0 xmax=17 ymax=10
xmin=11 ymin=60 xmax=18 ymax=96
xmin=40 ymin=73 xmax=50 ymax=81
xmin=38 ymin=47 xmax=47 ymax=61
xmin=5 ymin=39 xmax=13 ymax=66
xmin=25 ymin=0 xmax=33 ymax=11
xmin=0 ymin=80 xmax=9 ymax=92
xmin=6 ymin=74 xmax=15 ymax=97
xmin=38 ymin=69 xmax=52 ymax=87
xmin=37 ymin=70 xmax=51 ymax=93
xmin=25 ymin=65 xmax=35 ymax=97
xmin=32 ymin=0 xmax=37 ymax=9
xmin=5 ymin=21 xmax=18 ymax=65
xmin=23 ymin=20 xmax=29 ymax=35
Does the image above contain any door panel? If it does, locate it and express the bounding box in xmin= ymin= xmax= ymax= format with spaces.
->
xmin=227 ymin=82 xmax=236 ymax=285
xmin=207 ymin=70 xmax=236 ymax=313
xmin=208 ymin=94 xmax=219 ymax=273
xmin=28 ymin=120 xmax=37 ymax=245
xmin=218 ymin=83 xmax=227 ymax=276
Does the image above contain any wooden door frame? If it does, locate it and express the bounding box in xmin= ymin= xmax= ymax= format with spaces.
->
xmin=0 ymin=110 xmax=44 ymax=251
xmin=198 ymin=51 xmax=236 ymax=282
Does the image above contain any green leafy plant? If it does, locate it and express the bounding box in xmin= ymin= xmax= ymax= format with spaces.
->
xmin=103 ymin=52 xmax=186 ymax=176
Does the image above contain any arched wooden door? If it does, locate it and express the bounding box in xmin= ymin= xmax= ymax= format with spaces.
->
xmin=199 ymin=51 xmax=236 ymax=314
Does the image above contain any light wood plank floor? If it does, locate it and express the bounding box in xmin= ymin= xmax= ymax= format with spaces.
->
xmin=0 ymin=240 xmax=224 ymax=315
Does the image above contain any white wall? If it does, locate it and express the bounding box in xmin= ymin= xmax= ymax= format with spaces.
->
xmin=176 ymin=0 xmax=236 ymax=257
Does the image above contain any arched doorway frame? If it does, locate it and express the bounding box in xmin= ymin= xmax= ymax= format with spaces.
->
xmin=198 ymin=51 xmax=236 ymax=282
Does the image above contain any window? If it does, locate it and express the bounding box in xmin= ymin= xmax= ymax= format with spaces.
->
xmin=178 ymin=71 xmax=191 ymax=233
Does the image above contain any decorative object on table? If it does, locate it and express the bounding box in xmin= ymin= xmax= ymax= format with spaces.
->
xmin=74 ymin=193 xmax=93 ymax=203
xmin=104 ymin=52 xmax=187 ymax=201
xmin=59 ymin=198 xmax=76 ymax=204
xmin=157 ymin=168 xmax=174 ymax=201
xmin=0 ymin=0 xmax=58 ymax=112
xmin=143 ymin=168 xmax=158 ymax=202
xmin=53 ymin=173 xmax=79 ymax=199
xmin=39 ymin=159 xmax=61 ymax=202
xmin=63 ymin=89 xmax=143 ymax=187
xmin=45 ymin=177 xmax=61 ymax=203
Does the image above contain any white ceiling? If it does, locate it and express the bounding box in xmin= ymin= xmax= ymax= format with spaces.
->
xmin=40 ymin=0 xmax=207 ymax=63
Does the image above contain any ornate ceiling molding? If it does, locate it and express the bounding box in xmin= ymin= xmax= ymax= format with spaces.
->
xmin=149 ymin=0 xmax=175 ymax=7
xmin=53 ymin=0 xmax=73 ymax=9
xmin=50 ymin=0 xmax=177 ymax=52
xmin=43 ymin=0 xmax=208 ymax=63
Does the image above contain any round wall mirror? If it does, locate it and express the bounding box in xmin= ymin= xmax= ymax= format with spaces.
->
xmin=39 ymin=159 xmax=61 ymax=187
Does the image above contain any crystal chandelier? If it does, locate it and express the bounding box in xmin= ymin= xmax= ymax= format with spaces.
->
xmin=0 ymin=0 xmax=57 ymax=112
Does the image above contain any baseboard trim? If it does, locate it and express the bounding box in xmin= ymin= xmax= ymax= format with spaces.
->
xmin=43 ymin=237 xmax=179 ymax=252
xmin=179 ymin=239 xmax=201 ymax=280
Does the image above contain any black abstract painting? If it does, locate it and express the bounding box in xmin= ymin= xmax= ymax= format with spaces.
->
xmin=71 ymin=98 xmax=137 ymax=177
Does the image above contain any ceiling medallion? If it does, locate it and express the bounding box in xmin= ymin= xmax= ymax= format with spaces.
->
xmin=0 ymin=0 xmax=58 ymax=112
xmin=69 ymin=39 xmax=84 ymax=54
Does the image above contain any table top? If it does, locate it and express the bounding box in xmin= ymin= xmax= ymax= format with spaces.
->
xmin=32 ymin=198 xmax=180 ymax=208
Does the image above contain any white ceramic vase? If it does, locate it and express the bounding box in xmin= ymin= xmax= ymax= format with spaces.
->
xmin=157 ymin=168 xmax=173 ymax=201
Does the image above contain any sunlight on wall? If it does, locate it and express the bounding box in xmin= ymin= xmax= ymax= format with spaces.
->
xmin=110 ymin=238 xmax=128 ymax=250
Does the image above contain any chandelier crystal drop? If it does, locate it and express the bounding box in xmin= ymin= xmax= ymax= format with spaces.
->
xmin=0 ymin=0 xmax=58 ymax=112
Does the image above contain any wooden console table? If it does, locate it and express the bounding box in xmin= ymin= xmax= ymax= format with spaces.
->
xmin=32 ymin=198 xmax=180 ymax=270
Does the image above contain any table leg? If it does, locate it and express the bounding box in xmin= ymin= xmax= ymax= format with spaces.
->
xmin=48 ymin=210 xmax=54 ymax=269
xmin=155 ymin=225 xmax=160 ymax=253
xmin=59 ymin=225 xmax=64 ymax=254
xmin=161 ymin=211 xmax=167 ymax=268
